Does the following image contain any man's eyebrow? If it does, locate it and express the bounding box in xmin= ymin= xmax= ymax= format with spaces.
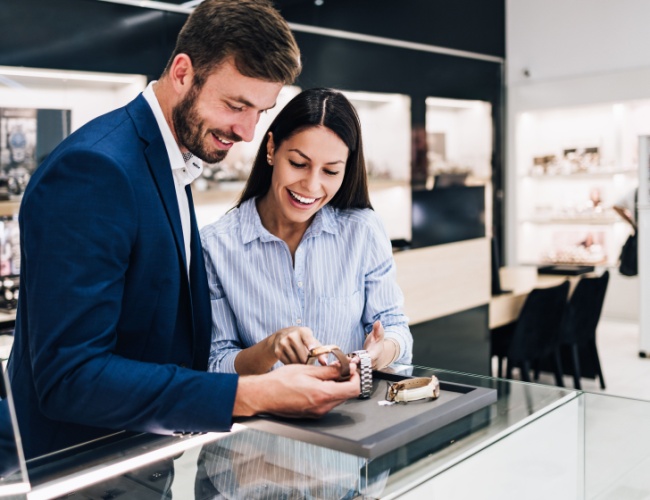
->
xmin=230 ymin=96 xmax=277 ymax=111
xmin=289 ymin=148 xmax=345 ymax=165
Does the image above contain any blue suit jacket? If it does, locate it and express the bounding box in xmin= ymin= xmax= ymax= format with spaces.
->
xmin=7 ymin=94 xmax=238 ymax=460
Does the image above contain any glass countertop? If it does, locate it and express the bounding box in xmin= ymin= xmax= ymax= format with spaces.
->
xmin=4 ymin=365 xmax=650 ymax=499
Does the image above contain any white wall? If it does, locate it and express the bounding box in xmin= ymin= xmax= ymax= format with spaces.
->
xmin=506 ymin=0 xmax=650 ymax=86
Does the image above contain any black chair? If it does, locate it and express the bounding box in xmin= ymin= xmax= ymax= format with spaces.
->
xmin=491 ymin=281 xmax=570 ymax=385
xmin=557 ymin=270 xmax=609 ymax=390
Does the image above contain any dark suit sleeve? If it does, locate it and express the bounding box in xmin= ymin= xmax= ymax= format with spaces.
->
xmin=20 ymin=148 xmax=238 ymax=434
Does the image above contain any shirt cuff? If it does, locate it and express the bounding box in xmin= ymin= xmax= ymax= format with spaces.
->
xmin=384 ymin=333 xmax=408 ymax=365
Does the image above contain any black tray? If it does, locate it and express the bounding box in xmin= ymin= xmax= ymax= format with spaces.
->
xmin=241 ymin=371 xmax=497 ymax=459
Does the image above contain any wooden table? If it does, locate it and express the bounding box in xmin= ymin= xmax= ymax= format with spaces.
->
xmin=489 ymin=267 xmax=584 ymax=329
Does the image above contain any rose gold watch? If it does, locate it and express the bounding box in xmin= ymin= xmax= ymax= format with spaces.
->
xmin=306 ymin=345 xmax=351 ymax=381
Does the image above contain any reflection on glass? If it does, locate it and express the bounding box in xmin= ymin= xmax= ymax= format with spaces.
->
xmin=195 ymin=429 xmax=369 ymax=499
xmin=0 ymin=367 xmax=28 ymax=497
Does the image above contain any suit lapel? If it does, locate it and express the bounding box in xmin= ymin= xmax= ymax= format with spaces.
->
xmin=127 ymin=95 xmax=212 ymax=368
xmin=126 ymin=95 xmax=188 ymax=271
xmin=186 ymin=185 xmax=212 ymax=369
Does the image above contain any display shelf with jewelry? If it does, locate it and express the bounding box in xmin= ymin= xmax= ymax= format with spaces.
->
xmin=513 ymin=100 xmax=649 ymax=267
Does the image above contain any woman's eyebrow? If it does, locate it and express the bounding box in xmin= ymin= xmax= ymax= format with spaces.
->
xmin=288 ymin=148 xmax=345 ymax=165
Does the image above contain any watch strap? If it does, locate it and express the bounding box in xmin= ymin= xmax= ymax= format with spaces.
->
xmin=306 ymin=345 xmax=350 ymax=381
xmin=387 ymin=376 xmax=440 ymax=402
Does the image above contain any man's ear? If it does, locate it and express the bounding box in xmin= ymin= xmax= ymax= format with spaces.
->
xmin=169 ymin=53 xmax=194 ymax=94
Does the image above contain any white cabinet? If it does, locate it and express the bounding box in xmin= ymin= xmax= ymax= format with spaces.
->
xmin=513 ymin=101 xmax=650 ymax=266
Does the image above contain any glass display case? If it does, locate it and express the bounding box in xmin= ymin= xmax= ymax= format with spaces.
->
xmin=425 ymin=97 xmax=493 ymax=187
xmin=513 ymin=101 xmax=650 ymax=267
xmin=0 ymin=369 xmax=28 ymax=499
xmin=342 ymin=90 xmax=411 ymax=243
xmin=5 ymin=365 xmax=650 ymax=499
xmin=0 ymin=66 xmax=144 ymax=215
xmin=421 ymin=97 xmax=493 ymax=244
xmin=0 ymin=66 xmax=146 ymax=328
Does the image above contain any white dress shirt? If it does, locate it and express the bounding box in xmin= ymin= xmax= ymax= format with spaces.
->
xmin=142 ymin=81 xmax=203 ymax=273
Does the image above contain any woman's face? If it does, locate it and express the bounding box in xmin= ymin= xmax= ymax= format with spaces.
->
xmin=265 ymin=125 xmax=349 ymax=226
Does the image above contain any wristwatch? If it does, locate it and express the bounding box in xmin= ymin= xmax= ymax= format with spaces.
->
xmin=348 ymin=350 xmax=373 ymax=399
xmin=386 ymin=376 xmax=440 ymax=403
xmin=306 ymin=344 xmax=351 ymax=381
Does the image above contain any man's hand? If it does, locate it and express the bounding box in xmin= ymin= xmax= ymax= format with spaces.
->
xmin=233 ymin=363 xmax=360 ymax=418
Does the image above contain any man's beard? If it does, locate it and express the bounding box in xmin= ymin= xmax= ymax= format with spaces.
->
xmin=172 ymin=85 xmax=240 ymax=164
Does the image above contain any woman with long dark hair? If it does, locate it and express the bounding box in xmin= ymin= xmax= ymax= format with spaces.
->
xmin=201 ymin=88 xmax=412 ymax=375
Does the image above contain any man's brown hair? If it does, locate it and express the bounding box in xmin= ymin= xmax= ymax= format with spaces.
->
xmin=163 ymin=0 xmax=301 ymax=87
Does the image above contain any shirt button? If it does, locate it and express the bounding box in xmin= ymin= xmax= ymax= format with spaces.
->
xmin=296 ymin=318 xmax=302 ymax=325
xmin=297 ymin=281 xmax=303 ymax=287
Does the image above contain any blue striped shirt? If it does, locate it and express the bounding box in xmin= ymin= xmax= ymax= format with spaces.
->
xmin=200 ymin=197 xmax=412 ymax=373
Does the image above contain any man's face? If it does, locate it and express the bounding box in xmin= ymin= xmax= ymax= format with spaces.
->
xmin=172 ymin=58 xmax=283 ymax=164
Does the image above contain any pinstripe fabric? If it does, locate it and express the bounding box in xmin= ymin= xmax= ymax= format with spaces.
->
xmin=200 ymin=197 xmax=413 ymax=374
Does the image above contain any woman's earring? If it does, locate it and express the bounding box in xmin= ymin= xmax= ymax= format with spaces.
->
xmin=266 ymin=154 xmax=273 ymax=166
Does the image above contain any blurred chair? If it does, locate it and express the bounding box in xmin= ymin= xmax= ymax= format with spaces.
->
xmin=557 ymin=270 xmax=609 ymax=390
xmin=491 ymin=281 xmax=570 ymax=385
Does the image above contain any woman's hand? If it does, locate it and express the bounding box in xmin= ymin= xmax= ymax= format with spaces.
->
xmin=364 ymin=320 xmax=399 ymax=369
xmin=269 ymin=326 xmax=322 ymax=365
xmin=234 ymin=326 xmax=325 ymax=375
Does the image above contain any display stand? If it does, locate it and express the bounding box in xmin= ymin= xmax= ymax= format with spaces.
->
xmin=241 ymin=371 xmax=497 ymax=459
xmin=638 ymin=136 xmax=650 ymax=357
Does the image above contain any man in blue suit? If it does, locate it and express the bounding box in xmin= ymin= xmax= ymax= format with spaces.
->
xmin=7 ymin=0 xmax=359 ymax=461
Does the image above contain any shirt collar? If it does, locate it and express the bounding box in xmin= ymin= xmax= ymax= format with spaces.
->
xmin=142 ymin=81 xmax=203 ymax=184
xmin=239 ymin=197 xmax=339 ymax=245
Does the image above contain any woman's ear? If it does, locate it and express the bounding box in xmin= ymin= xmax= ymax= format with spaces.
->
xmin=266 ymin=132 xmax=275 ymax=157
xmin=265 ymin=133 xmax=275 ymax=166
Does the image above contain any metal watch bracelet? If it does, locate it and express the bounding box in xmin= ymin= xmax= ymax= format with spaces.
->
xmin=349 ymin=350 xmax=372 ymax=398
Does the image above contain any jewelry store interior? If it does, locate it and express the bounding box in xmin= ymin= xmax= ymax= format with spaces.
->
xmin=1 ymin=0 xmax=650 ymax=498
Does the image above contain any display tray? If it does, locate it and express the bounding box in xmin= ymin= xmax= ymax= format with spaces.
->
xmin=240 ymin=371 xmax=497 ymax=459
xmin=537 ymin=264 xmax=595 ymax=276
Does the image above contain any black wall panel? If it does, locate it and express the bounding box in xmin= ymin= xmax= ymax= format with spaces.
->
xmin=410 ymin=306 xmax=491 ymax=376
xmin=0 ymin=0 xmax=185 ymax=79
xmin=0 ymin=0 xmax=504 ymax=80
xmin=277 ymin=0 xmax=505 ymax=58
